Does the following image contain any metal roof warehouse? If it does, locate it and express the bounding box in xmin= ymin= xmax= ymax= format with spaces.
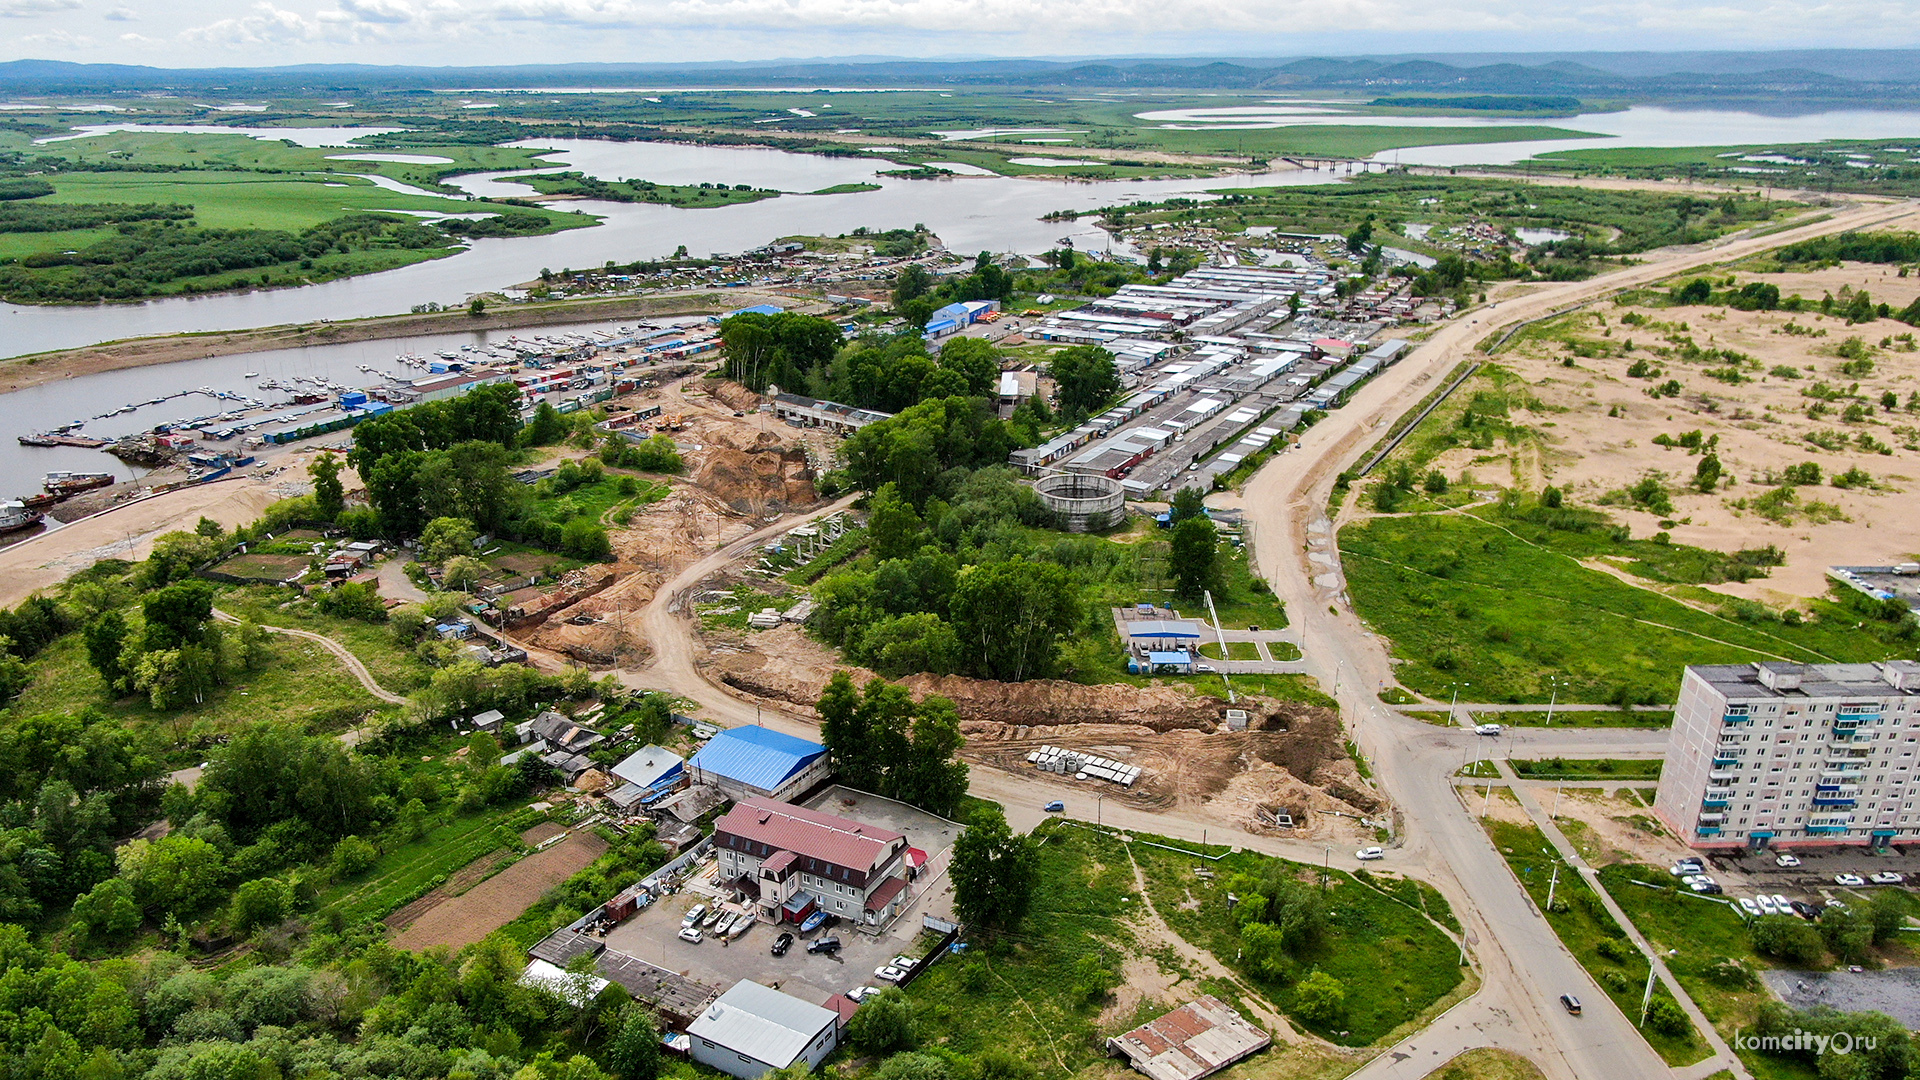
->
xmin=687 ymin=980 xmax=840 ymax=1080
xmin=688 ymin=726 xmax=831 ymax=803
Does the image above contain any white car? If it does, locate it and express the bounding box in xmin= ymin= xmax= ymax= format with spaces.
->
xmin=678 ymin=927 xmax=703 ymax=943
xmin=846 ymin=986 xmax=882 ymax=1003
xmin=1356 ymin=847 xmax=1385 ymax=861
xmin=1195 ymin=663 xmax=1216 ymax=673
xmin=681 ymin=904 xmax=707 ymax=929
xmin=1683 ymin=874 xmax=1714 ymax=887
xmin=1737 ymin=897 xmax=1761 ymax=916
xmin=1835 ymin=873 xmax=1866 ymax=887
xmin=1670 ymin=861 xmax=1705 ymax=877
xmin=1775 ymin=854 xmax=1802 ymax=868
xmin=1870 ymin=871 xmax=1905 ymax=885
xmin=1755 ymin=895 xmax=1780 ymax=916
xmin=1475 ymin=723 xmax=1504 ymax=736
xmin=890 ymin=955 xmax=917 ymax=970
xmin=875 ymin=965 xmax=908 ymax=983
xmin=1772 ymin=894 xmax=1793 ymax=913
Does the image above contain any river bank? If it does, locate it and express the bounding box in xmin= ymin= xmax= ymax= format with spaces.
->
xmin=0 ymin=288 xmax=806 ymax=396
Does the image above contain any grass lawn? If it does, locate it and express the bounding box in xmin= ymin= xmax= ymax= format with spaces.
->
xmin=1509 ymin=758 xmax=1662 ymax=781
xmin=1199 ymin=641 xmax=1263 ymax=661
xmin=221 ymin=584 xmax=435 ymax=694
xmin=12 ymin=631 xmax=394 ymax=759
xmin=1489 ymin=710 xmax=1675 ymax=728
xmin=318 ymin=800 xmax=547 ymax=924
xmin=1128 ymin=831 xmax=1464 ymax=1046
xmin=1595 ymin=863 xmax=1821 ymax=1080
xmin=35 ymin=170 xmax=511 ymax=231
xmin=1209 ymin=543 xmax=1289 ymax=631
xmin=1341 ymin=509 xmax=1904 ymax=703
xmin=1483 ymin=819 xmax=1710 ymax=1067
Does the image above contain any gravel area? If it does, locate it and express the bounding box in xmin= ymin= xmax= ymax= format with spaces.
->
xmin=1762 ymin=966 xmax=1920 ymax=1027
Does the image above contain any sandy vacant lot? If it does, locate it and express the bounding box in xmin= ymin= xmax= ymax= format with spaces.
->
xmin=1435 ymin=261 xmax=1920 ymax=605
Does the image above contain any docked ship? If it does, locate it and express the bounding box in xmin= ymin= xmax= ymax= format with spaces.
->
xmin=42 ymin=471 xmax=115 ymax=496
xmin=0 ymin=500 xmax=44 ymax=534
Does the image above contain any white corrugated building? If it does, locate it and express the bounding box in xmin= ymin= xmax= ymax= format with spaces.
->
xmin=687 ymin=980 xmax=840 ymax=1080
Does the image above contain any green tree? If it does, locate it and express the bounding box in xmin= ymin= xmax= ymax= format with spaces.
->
xmin=420 ymin=516 xmax=479 ymax=565
xmin=604 ymin=1006 xmax=664 ymax=1080
xmin=935 ymin=337 xmax=1002 ymax=397
xmin=141 ymin=580 xmax=215 ymax=653
xmin=949 ymin=561 xmax=1079 ymax=681
xmin=1644 ymin=997 xmax=1690 ymax=1038
xmin=309 ymin=453 xmax=346 ymax=522
xmin=1750 ymin=914 xmax=1824 ymax=965
xmin=847 ymin=988 xmax=917 ymax=1053
xmin=892 ymin=263 xmax=931 ymax=307
xmin=951 ymin=804 xmax=1039 ymax=933
xmin=83 ymin=610 xmax=130 ymax=693
xmin=1168 ymin=485 xmax=1207 ymax=526
xmin=873 ymin=1053 xmax=949 ymax=1080
xmin=118 ymin=835 xmax=227 ymax=918
xmin=867 ymin=483 xmax=926 ymax=563
xmin=1868 ymin=892 xmax=1908 ymax=944
xmin=1693 ymin=451 xmax=1723 ymax=492
xmin=1291 ymin=970 xmax=1347 ymax=1027
xmin=522 ymin=402 xmax=572 ymax=448
xmin=1170 ymin=517 xmax=1220 ymax=602
xmin=229 ymin=877 xmax=292 ymax=935
xmin=1048 ymin=346 xmax=1121 ymax=419
xmin=69 ymin=877 xmax=140 ymax=944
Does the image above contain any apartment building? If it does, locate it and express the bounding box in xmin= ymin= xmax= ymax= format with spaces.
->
xmin=713 ymin=797 xmax=911 ymax=927
xmin=1656 ymin=660 xmax=1920 ymax=850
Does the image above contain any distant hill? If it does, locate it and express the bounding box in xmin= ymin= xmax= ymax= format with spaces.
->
xmin=0 ymin=52 xmax=1917 ymax=99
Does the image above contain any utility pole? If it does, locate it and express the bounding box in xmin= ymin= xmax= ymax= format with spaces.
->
xmin=1545 ymin=855 xmax=1561 ymax=911
xmin=1545 ymin=678 xmax=1559 ymax=726
xmin=1639 ymin=968 xmax=1657 ymax=1026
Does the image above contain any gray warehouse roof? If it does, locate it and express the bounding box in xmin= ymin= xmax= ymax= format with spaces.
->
xmin=687 ymin=980 xmax=837 ymax=1069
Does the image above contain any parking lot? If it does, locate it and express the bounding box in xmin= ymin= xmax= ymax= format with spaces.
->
xmin=1677 ymin=845 xmax=1919 ymax=905
xmin=599 ymin=787 xmax=962 ymax=1008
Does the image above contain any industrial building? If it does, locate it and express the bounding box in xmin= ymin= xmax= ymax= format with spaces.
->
xmin=607 ymin=745 xmax=686 ymax=811
xmin=770 ymin=392 xmax=894 ymax=434
xmin=687 ymin=726 xmax=831 ymax=804
xmin=687 ymin=981 xmax=841 ymax=1080
xmin=1107 ymin=997 xmax=1271 ymax=1080
xmin=1656 ymin=661 xmax=1920 ymax=850
xmin=713 ymin=796 xmax=912 ymax=927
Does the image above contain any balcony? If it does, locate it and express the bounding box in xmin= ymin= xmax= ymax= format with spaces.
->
xmin=1713 ymin=756 xmax=1739 ymax=769
xmin=1702 ymin=795 xmax=1731 ymax=808
xmin=1696 ymin=826 xmax=1724 ymax=837
xmin=1698 ymin=812 xmax=1727 ymax=826
xmin=1709 ymin=769 xmax=1737 ymax=782
xmin=1807 ymin=823 xmax=1851 ymax=834
xmin=1723 ymin=713 xmax=1754 ymax=725
xmin=1812 ymin=793 xmax=1860 ymax=807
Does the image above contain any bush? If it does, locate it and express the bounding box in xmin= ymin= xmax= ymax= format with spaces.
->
xmin=1291 ymin=970 xmax=1348 ymax=1026
xmin=1750 ymin=914 xmax=1823 ymax=965
xmin=1644 ymin=997 xmax=1690 ymax=1038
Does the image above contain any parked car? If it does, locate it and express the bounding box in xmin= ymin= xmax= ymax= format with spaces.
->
xmin=1475 ymin=724 xmax=1504 ymax=736
xmin=1560 ymin=994 xmax=1583 ymax=1015
xmin=1044 ymin=800 xmax=1065 ymax=813
xmin=875 ymin=965 xmax=908 ymax=983
xmin=771 ymin=932 xmax=794 ymax=957
xmin=1682 ymin=874 xmax=1713 ymax=886
xmin=807 ymin=935 xmax=842 ymax=955
xmin=1356 ymin=847 xmax=1385 ymax=861
xmin=681 ymin=904 xmax=707 ymax=929
xmin=1755 ymin=895 xmax=1780 ymax=916
xmin=846 ymin=986 xmax=882 ymax=1003
xmin=1691 ymin=882 xmax=1723 ymax=895
xmin=1738 ymin=898 xmax=1761 ymax=916
xmin=1835 ymin=874 xmax=1866 ymax=887
xmin=678 ymin=927 xmax=702 ymax=944
xmin=1772 ymin=894 xmax=1793 ymax=913
xmin=1195 ymin=663 xmax=1216 ymax=673
xmin=1670 ymin=862 xmax=1705 ymax=877
xmin=890 ymin=955 xmax=917 ymax=970
xmin=1775 ymin=853 xmax=1803 ymax=868
xmin=1870 ymin=871 xmax=1905 ymax=885
xmin=1790 ymin=900 xmax=1821 ymax=920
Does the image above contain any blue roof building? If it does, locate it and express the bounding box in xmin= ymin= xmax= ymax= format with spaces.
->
xmin=710 ymin=303 xmax=785 ymax=325
xmin=689 ymin=726 xmax=831 ymax=803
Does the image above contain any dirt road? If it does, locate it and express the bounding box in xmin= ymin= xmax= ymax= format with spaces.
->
xmin=212 ymin=608 xmax=407 ymax=705
xmin=1226 ymin=201 xmax=1920 ymax=1080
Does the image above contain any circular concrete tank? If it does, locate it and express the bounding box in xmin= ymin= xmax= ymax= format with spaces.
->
xmin=1034 ymin=472 xmax=1125 ymax=532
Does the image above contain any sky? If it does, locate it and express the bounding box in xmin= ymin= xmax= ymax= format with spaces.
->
xmin=2 ymin=0 xmax=1918 ymax=68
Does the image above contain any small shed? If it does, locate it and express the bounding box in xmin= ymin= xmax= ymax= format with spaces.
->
xmin=1107 ymin=997 xmax=1270 ymax=1080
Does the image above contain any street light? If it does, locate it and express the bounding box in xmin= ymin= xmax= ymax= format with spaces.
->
xmin=1096 ymin=793 xmax=1107 ymax=827
xmin=1544 ymin=676 xmax=1562 ymax=727
xmin=1322 ymin=845 xmax=1332 ymax=893
xmin=1449 ymin=682 xmax=1470 ymax=725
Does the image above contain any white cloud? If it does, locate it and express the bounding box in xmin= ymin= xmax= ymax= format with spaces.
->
xmin=0 ymin=0 xmax=80 ymax=18
xmin=103 ymin=4 xmax=135 ymax=17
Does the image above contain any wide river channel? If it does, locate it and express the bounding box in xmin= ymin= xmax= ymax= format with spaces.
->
xmin=2 ymin=104 xmax=1919 ymax=491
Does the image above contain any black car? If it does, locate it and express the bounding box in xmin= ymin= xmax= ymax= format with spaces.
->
xmin=771 ymin=932 xmax=795 ymax=957
xmin=806 ymin=935 xmax=842 ymax=955
xmin=1790 ymin=900 xmax=1820 ymax=920
xmin=1696 ymin=882 xmax=1724 ymax=895
xmin=1560 ymin=994 xmax=1583 ymax=1016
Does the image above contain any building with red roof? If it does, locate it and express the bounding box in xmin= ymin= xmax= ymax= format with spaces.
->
xmin=714 ymin=797 xmax=912 ymax=928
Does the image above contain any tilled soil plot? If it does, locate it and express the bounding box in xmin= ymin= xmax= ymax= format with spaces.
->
xmin=391 ymin=831 xmax=607 ymax=952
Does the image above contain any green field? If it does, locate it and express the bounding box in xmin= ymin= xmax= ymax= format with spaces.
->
xmin=317 ymin=798 xmax=544 ymax=923
xmin=1508 ymin=758 xmax=1663 ymax=781
xmin=1342 ymin=505 xmax=1912 ymax=703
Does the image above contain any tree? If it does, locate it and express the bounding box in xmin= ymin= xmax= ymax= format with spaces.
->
xmin=1170 ymin=517 xmax=1220 ymax=602
xmin=69 ymin=877 xmax=139 ymax=944
xmin=867 ymin=483 xmax=926 ymax=562
xmin=1291 ymin=970 xmax=1347 ymax=1027
xmin=469 ymin=296 xmax=487 ymax=316
xmin=83 ymin=610 xmax=130 ymax=692
xmin=1693 ymin=452 xmax=1723 ymax=492
xmin=420 ymin=516 xmax=479 ymax=565
xmin=951 ymin=804 xmax=1039 ymax=933
xmin=1644 ymin=997 xmax=1689 ymax=1038
xmin=1869 ymin=892 xmax=1908 ymax=944
xmin=1168 ymin=486 xmax=1207 ymax=526
xmin=141 ymin=580 xmax=215 ymax=653
xmin=949 ymin=561 xmax=1079 ymax=681
xmin=605 ymin=1006 xmax=664 ymax=1080
xmin=229 ymin=877 xmax=292 ymax=935
xmin=1750 ymin=913 xmax=1824 ymax=965
xmin=522 ymin=402 xmax=572 ymax=447
xmin=936 ymin=337 xmax=1002 ymax=397
xmin=118 ymin=835 xmax=227 ymax=918
xmin=898 ymin=696 xmax=968 ymax=818
xmin=893 ymin=263 xmax=931 ymax=307
xmin=309 ymin=454 xmax=345 ymax=522
xmin=847 ymin=988 xmax=917 ymax=1053
xmin=1049 ymin=346 xmax=1121 ymax=419
xmin=873 ymin=1053 xmax=949 ymax=1080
